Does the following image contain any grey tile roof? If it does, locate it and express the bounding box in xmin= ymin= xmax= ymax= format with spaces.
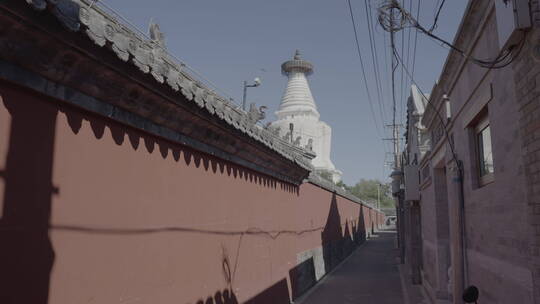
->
xmin=26 ymin=0 xmax=314 ymax=171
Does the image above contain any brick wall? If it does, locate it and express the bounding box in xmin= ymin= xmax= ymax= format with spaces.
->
xmin=0 ymin=80 xmax=382 ymax=304
xmin=514 ymin=10 xmax=540 ymax=301
xmin=418 ymin=3 xmax=534 ymax=303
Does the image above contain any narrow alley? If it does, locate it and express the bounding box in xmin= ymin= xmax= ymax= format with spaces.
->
xmin=297 ymin=229 xmax=424 ymax=304
xmin=3 ymin=1 xmax=540 ymax=303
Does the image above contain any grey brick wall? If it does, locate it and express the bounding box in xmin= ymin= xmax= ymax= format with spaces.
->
xmin=513 ymin=5 xmax=540 ymax=298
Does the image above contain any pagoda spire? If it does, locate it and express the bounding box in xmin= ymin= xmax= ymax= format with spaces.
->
xmin=276 ymin=50 xmax=320 ymax=119
xmin=271 ymin=50 xmax=342 ymax=182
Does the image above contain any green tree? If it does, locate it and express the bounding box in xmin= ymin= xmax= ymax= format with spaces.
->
xmin=336 ymin=180 xmax=350 ymax=191
xmin=318 ymin=170 xmax=333 ymax=182
xmin=349 ymin=179 xmax=394 ymax=209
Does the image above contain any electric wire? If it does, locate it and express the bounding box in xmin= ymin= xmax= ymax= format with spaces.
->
xmin=410 ymin=0 xmax=420 ymax=83
xmin=364 ymin=0 xmax=389 ymax=128
xmin=346 ymin=0 xmax=384 ymax=138
xmin=383 ymin=30 xmax=392 ymax=119
xmin=378 ymin=0 xmax=521 ymax=69
xmin=393 ymin=46 xmax=459 ymax=175
xmin=429 ymin=0 xmax=446 ymax=32
xmin=405 ymin=0 xmax=413 ymax=89
xmin=367 ymin=0 xmax=391 ymax=125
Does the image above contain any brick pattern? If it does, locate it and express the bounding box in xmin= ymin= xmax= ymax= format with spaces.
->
xmin=533 ymin=0 xmax=540 ymax=28
xmin=514 ymin=10 xmax=540 ymax=299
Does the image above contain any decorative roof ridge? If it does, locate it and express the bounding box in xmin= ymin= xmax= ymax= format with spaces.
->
xmin=306 ymin=172 xmax=378 ymax=210
xmin=26 ymin=0 xmax=313 ymax=171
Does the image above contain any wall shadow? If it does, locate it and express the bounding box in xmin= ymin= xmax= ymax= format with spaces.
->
xmin=243 ymin=278 xmax=290 ymax=304
xmin=194 ymin=279 xmax=290 ymax=304
xmin=0 ymin=86 xmax=57 ymax=304
xmin=0 ymin=81 xmax=380 ymax=304
xmin=0 ymin=81 xmax=304 ymax=303
xmin=355 ymin=206 xmax=367 ymax=245
xmin=289 ymin=257 xmax=316 ymax=300
xmin=342 ymin=220 xmax=354 ymax=257
xmin=321 ymin=194 xmax=343 ymax=273
xmin=196 ymin=289 xmax=238 ymax=304
xmin=194 ymin=251 xmax=289 ymax=304
xmin=60 ymin=98 xmax=298 ymax=194
xmin=320 ymin=195 xmax=369 ymax=278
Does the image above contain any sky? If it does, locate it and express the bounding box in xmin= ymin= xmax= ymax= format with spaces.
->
xmin=99 ymin=0 xmax=468 ymax=185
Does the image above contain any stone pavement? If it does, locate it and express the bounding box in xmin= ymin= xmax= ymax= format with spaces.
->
xmin=296 ymin=229 xmax=423 ymax=304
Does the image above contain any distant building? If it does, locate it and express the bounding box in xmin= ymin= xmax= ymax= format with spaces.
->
xmin=270 ymin=50 xmax=342 ymax=182
xmin=400 ymin=84 xmax=430 ymax=286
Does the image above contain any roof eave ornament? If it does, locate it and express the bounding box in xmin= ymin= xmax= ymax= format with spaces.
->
xmin=149 ymin=19 xmax=166 ymax=49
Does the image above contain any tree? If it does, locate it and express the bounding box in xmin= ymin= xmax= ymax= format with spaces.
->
xmin=318 ymin=170 xmax=333 ymax=182
xmin=336 ymin=180 xmax=350 ymax=191
xmin=349 ymin=179 xmax=394 ymax=209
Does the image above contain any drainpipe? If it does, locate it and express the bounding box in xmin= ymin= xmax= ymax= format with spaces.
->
xmin=457 ymin=161 xmax=468 ymax=293
xmin=450 ymin=159 xmax=468 ymax=302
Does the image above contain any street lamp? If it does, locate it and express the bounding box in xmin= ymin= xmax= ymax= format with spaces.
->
xmin=242 ymin=77 xmax=261 ymax=110
xmin=377 ymin=183 xmax=381 ymax=210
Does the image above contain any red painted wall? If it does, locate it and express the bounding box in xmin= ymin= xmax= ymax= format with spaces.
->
xmin=0 ymin=80 xmax=382 ymax=304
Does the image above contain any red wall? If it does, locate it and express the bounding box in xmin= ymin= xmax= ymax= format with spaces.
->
xmin=0 ymin=80 xmax=382 ymax=304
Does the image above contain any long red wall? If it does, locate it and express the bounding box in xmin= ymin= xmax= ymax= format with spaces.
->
xmin=0 ymin=80 xmax=383 ymax=304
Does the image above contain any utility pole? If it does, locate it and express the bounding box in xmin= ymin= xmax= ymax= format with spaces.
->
xmin=389 ymin=4 xmax=399 ymax=171
xmin=387 ymin=1 xmax=404 ymax=263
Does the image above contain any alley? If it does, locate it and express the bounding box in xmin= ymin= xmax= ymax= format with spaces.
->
xmin=297 ymin=229 xmax=409 ymax=304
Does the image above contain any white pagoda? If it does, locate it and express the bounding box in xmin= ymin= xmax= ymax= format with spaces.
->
xmin=271 ymin=50 xmax=342 ymax=182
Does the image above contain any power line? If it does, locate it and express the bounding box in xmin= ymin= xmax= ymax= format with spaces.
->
xmin=383 ymin=30 xmax=392 ymax=121
xmin=410 ymin=0 xmax=420 ymax=83
xmin=364 ymin=0 xmax=384 ymax=124
xmin=401 ymin=0 xmax=414 ymax=128
xmin=405 ymin=0 xmax=413 ymax=91
xmin=378 ymin=0 xmax=521 ymax=69
xmin=430 ymin=0 xmax=446 ymax=32
xmin=346 ymin=0 xmax=383 ymax=138
xmin=364 ymin=0 xmax=388 ymax=129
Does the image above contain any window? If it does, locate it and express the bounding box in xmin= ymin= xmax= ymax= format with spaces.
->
xmin=475 ymin=115 xmax=494 ymax=185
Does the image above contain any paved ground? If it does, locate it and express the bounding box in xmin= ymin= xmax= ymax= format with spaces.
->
xmin=296 ymin=229 xmax=409 ymax=304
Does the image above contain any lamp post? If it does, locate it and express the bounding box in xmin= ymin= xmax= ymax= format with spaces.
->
xmin=377 ymin=183 xmax=381 ymax=210
xmin=242 ymin=77 xmax=261 ymax=110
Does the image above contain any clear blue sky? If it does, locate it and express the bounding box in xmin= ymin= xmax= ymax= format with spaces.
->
xmin=100 ymin=0 xmax=468 ymax=185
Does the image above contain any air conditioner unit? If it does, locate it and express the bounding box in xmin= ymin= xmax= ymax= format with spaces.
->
xmin=495 ymin=0 xmax=531 ymax=51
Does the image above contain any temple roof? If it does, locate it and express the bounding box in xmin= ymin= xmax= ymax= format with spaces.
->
xmin=22 ymin=0 xmax=315 ymax=172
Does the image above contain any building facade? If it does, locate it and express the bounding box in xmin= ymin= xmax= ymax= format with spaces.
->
xmin=402 ymin=1 xmax=540 ymax=303
xmin=401 ymin=84 xmax=430 ymax=286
